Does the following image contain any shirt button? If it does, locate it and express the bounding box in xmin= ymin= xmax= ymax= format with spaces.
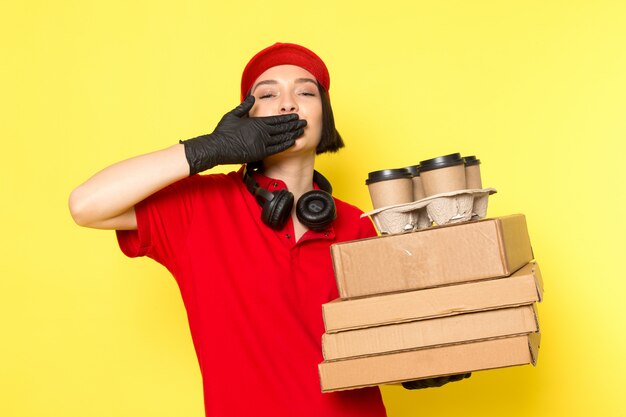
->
xmin=273 ymin=182 xmax=279 ymax=187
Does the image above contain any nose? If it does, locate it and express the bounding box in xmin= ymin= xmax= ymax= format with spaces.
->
xmin=279 ymin=93 xmax=298 ymax=114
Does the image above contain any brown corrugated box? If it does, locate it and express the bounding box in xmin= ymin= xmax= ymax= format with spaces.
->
xmin=331 ymin=214 xmax=533 ymax=299
xmin=323 ymin=262 xmax=543 ymax=333
xmin=319 ymin=333 xmax=540 ymax=392
xmin=322 ymin=304 xmax=539 ymax=360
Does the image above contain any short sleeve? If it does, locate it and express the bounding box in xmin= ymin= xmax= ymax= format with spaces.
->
xmin=116 ymin=201 xmax=151 ymax=258
xmin=115 ymin=174 xmax=206 ymax=269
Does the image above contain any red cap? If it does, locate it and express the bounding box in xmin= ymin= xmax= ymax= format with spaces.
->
xmin=240 ymin=42 xmax=330 ymax=101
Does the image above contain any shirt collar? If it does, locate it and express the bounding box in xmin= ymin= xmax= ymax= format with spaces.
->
xmin=239 ymin=164 xmax=323 ymax=192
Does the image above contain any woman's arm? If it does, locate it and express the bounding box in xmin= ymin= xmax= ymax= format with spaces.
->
xmin=69 ymin=144 xmax=188 ymax=230
xmin=69 ymin=97 xmax=305 ymax=231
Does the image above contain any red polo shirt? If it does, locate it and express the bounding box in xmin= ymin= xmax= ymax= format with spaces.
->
xmin=116 ymin=167 xmax=387 ymax=417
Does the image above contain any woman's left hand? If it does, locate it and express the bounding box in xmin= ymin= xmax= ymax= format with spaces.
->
xmin=401 ymin=373 xmax=472 ymax=390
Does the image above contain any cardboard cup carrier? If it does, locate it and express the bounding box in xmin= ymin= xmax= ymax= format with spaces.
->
xmin=364 ymin=154 xmax=495 ymax=234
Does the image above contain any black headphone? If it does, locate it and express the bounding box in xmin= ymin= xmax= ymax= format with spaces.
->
xmin=243 ymin=164 xmax=336 ymax=231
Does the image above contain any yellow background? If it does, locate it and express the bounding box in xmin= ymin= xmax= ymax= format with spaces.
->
xmin=2 ymin=1 xmax=625 ymax=416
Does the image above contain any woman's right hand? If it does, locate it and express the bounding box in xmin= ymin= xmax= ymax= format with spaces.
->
xmin=180 ymin=96 xmax=306 ymax=175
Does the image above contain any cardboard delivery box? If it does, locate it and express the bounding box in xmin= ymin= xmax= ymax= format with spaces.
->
xmin=322 ymin=304 xmax=539 ymax=360
xmin=323 ymin=262 xmax=543 ymax=333
xmin=331 ymin=214 xmax=533 ymax=299
xmin=319 ymin=332 xmax=540 ymax=392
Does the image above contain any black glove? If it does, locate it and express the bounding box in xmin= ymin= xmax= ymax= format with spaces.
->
xmin=401 ymin=373 xmax=471 ymax=390
xmin=180 ymin=95 xmax=307 ymax=175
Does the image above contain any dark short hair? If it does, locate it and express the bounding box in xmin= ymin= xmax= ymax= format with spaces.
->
xmin=316 ymin=83 xmax=345 ymax=154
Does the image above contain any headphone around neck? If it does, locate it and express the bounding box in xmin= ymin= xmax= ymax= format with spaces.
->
xmin=243 ymin=165 xmax=336 ymax=232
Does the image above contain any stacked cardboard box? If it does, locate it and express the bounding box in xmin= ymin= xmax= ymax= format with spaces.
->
xmin=318 ymin=214 xmax=543 ymax=392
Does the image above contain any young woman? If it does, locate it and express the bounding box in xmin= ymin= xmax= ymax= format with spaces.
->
xmin=69 ymin=43 xmax=389 ymax=416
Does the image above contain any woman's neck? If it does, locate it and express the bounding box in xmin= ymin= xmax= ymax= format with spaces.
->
xmin=262 ymin=153 xmax=317 ymax=242
xmin=261 ymin=153 xmax=316 ymax=202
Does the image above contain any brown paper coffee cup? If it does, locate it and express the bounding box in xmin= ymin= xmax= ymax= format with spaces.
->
xmin=463 ymin=155 xmax=483 ymax=189
xmin=404 ymin=165 xmax=426 ymax=201
xmin=366 ymin=169 xmax=414 ymax=209
xmin=419 ymin=153 xmax=466 ymax=197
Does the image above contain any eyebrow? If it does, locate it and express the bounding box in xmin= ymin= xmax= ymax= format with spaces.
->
xmin=252 ymin=78 xmax=317 ymax=93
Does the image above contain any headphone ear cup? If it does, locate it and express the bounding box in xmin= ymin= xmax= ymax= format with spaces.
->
xmin=296 ymin=190 xmax=336 ymax=232
xmin=262 ymin=189 xmax=294 ymax=230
